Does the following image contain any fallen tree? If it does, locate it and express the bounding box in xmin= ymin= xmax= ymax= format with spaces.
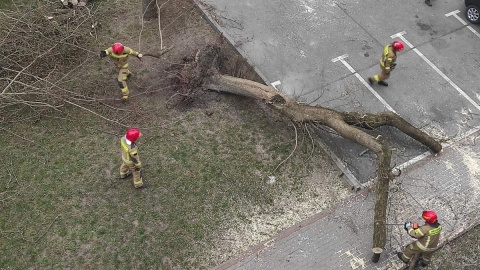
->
xmin=183 ymin=45 xmax=442 ymax=256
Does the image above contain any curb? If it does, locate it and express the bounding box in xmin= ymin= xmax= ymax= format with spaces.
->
xmin=188 ymin=0 xmax=271 ymax=85
xmin=214 ymin=189 xmax=371 ymax=269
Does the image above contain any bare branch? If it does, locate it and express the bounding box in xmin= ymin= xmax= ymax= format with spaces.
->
xmin=0 ymin=127 xmax=35 ymax=144
xmin=271 ymin=122 xmax=298 ymax=174
xmin=34 ymin=215 xmax=61 ymax=244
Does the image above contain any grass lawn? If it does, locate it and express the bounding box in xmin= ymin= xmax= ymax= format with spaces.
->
xmin=0 ymin=93 xmax=348 ymax=269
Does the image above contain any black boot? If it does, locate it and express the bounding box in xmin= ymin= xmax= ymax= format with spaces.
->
xmin=397 ymin=252 xmax=408 ymax=264
xmin=368 ymin=77 xmax=374 ymax=85
xmin=378 ymin=81 xmax=388 ymax=86
xmin=425 ymin=0 xmax=432 ymax=6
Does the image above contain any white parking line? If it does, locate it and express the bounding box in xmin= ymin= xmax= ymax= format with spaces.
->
xmin=331 ymin=54 xmax=397 ymax=113
xmin=446 ymin=10 xmax=480 ymax=39
xmin=271 ymin=80 xmax=281 ymax=90
xmin=391 ymin=31 xmax=480 ymax=112
xmin=393 ymin=125 xmax=480 ymax=173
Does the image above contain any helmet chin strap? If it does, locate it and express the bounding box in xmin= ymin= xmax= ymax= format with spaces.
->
xmin=124 ymin=136 xmax=132 ymax=145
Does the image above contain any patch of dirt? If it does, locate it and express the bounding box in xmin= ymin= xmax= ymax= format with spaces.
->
xmin=210 ymin=169 xmax=351 ymax=265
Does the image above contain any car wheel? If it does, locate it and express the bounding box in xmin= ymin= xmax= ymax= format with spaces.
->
xmin=466 ymin=5 xmax=480 ymax=24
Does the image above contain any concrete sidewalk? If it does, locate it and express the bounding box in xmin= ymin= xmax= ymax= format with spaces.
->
xmin=193 ymin=0 xmax=480 ymax=189
xmin=190 ymin=1 xmax=480 ymax=268
xmin=215 ymin=131 xmax=480 ymax=270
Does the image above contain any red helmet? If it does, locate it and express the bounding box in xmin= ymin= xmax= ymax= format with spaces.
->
xmin=126 ymin=128 xmax=141 ymax=142
xmin=112 ymin=43 xmax=124 ymax=55
xmin=392 ymin=41 xmax=404 ymax=52
xmin=422 ymin=210 xmax=438 ymax=224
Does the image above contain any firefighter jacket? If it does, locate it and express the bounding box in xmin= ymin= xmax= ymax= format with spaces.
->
xmin=407 ymin=222 xmax=442 ymax=251
xmin=120 ymin=136 xmax=142 ymax=167
xmin=380 ymin=44 xmax=397 ymax=72
xmin=104 ymin=46 xmax=140 ymax=69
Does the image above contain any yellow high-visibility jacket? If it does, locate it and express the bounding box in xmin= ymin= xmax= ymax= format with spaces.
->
xmin=120 ymin=136 xmax=141 ymax=167
xmin=380 ymin=44 xmax=397 ymax=71
xmin=104 ymin=46 xmax=140 ymax=69
xmin=407 ymin=222 xmax=442 ymax=252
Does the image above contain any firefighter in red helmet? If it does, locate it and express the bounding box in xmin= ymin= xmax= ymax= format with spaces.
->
xmin=398 ymin=210 xmax=442 ymax=267
xmin=120 ymin=128 xmax=145 ymax=188
xmin=368 ymin=41 xmax=404 ymax=87
xmin=100 ymin=43 xmax=143 ymax=101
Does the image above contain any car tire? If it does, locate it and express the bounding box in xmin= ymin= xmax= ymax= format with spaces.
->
xmin=466 ymin=5 xmax=480 ymax=24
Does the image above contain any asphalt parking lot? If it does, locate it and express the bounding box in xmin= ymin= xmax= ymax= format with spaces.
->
xmin=198 ymin=0 xmax=480 ymax=186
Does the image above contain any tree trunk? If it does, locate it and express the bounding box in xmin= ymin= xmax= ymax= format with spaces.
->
xmin=142 ymin=0 xmax=157 ymax=21
xmin=372 ymin=145 xmax=392 ymax=249
xmin=191 ymin=46 xmax=442 ymax=255
xmin=205 ymin=75 xmax=286 ymax=104
xmin=341 ymin=111 xmax=442 ymax=153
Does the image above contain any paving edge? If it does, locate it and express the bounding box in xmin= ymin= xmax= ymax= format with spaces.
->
xmin=213 ymin=189 xmax=371 ymax=270
xmin=190 ymin=0 xmax=365 ymax=191
xmin=188 ymin=0 xmax=271 ymax=85
xmin=397 ymin=221 xmax=480 ymax=270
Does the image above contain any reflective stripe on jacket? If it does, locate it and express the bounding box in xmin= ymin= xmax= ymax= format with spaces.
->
xmin=380 ymin=44 xmax=397 ymax=71
xmin=105 ymin=46 xmax=139 ymax=69
xmin=408 ymin=222 xmax=442 ymax=251
xmin=120 ymin=136 xmax=141 ymax=166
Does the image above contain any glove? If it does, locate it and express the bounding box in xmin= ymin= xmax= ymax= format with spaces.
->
xmin=391 ymin=63 xmax=397 ymax=70
xmin=135 ymin=166 xmax=141 ymax=171
xmin=404 ymin=222 xmax=411 ymax=231
xmin=99 ymin=50 xmax=107 ymax=58
xmin=137 ymin=53 xmax=143 ymax=59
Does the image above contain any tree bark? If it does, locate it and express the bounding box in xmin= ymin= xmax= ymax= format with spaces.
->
xmin=341 ymin=111 xmax=442 ymax=153
xmin=142 ymin=0 xmax=158 ymax=21
xmin=205 ymin=75 xmax=286 ymax=104
xmin=372 ymin=144 xmax=392 ymax=249
xmin=192 ymin=46 xmax=442 ymax=253
xmin=202 ymin=77 xmax=440 ymax=152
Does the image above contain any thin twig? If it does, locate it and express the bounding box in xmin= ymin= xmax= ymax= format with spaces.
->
xmin=34 ymin=215 xmax=60 ymax=244
xmin=1 ymin=44 xmax=59 ymax=95
xmin=305 ymin=123 xmax=315 ymax=160
xmin=271 ymin=122 xmax=298 ymax=174
xmin=156 ymin=0 xmax=173 ymax=49
xmin=63 ymin=99 xmax=128 ymax=127
xmin=156 ymin=0 xmax=163 ymax=49
xmin=0 ymin=127 xmax=35 ymax=144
